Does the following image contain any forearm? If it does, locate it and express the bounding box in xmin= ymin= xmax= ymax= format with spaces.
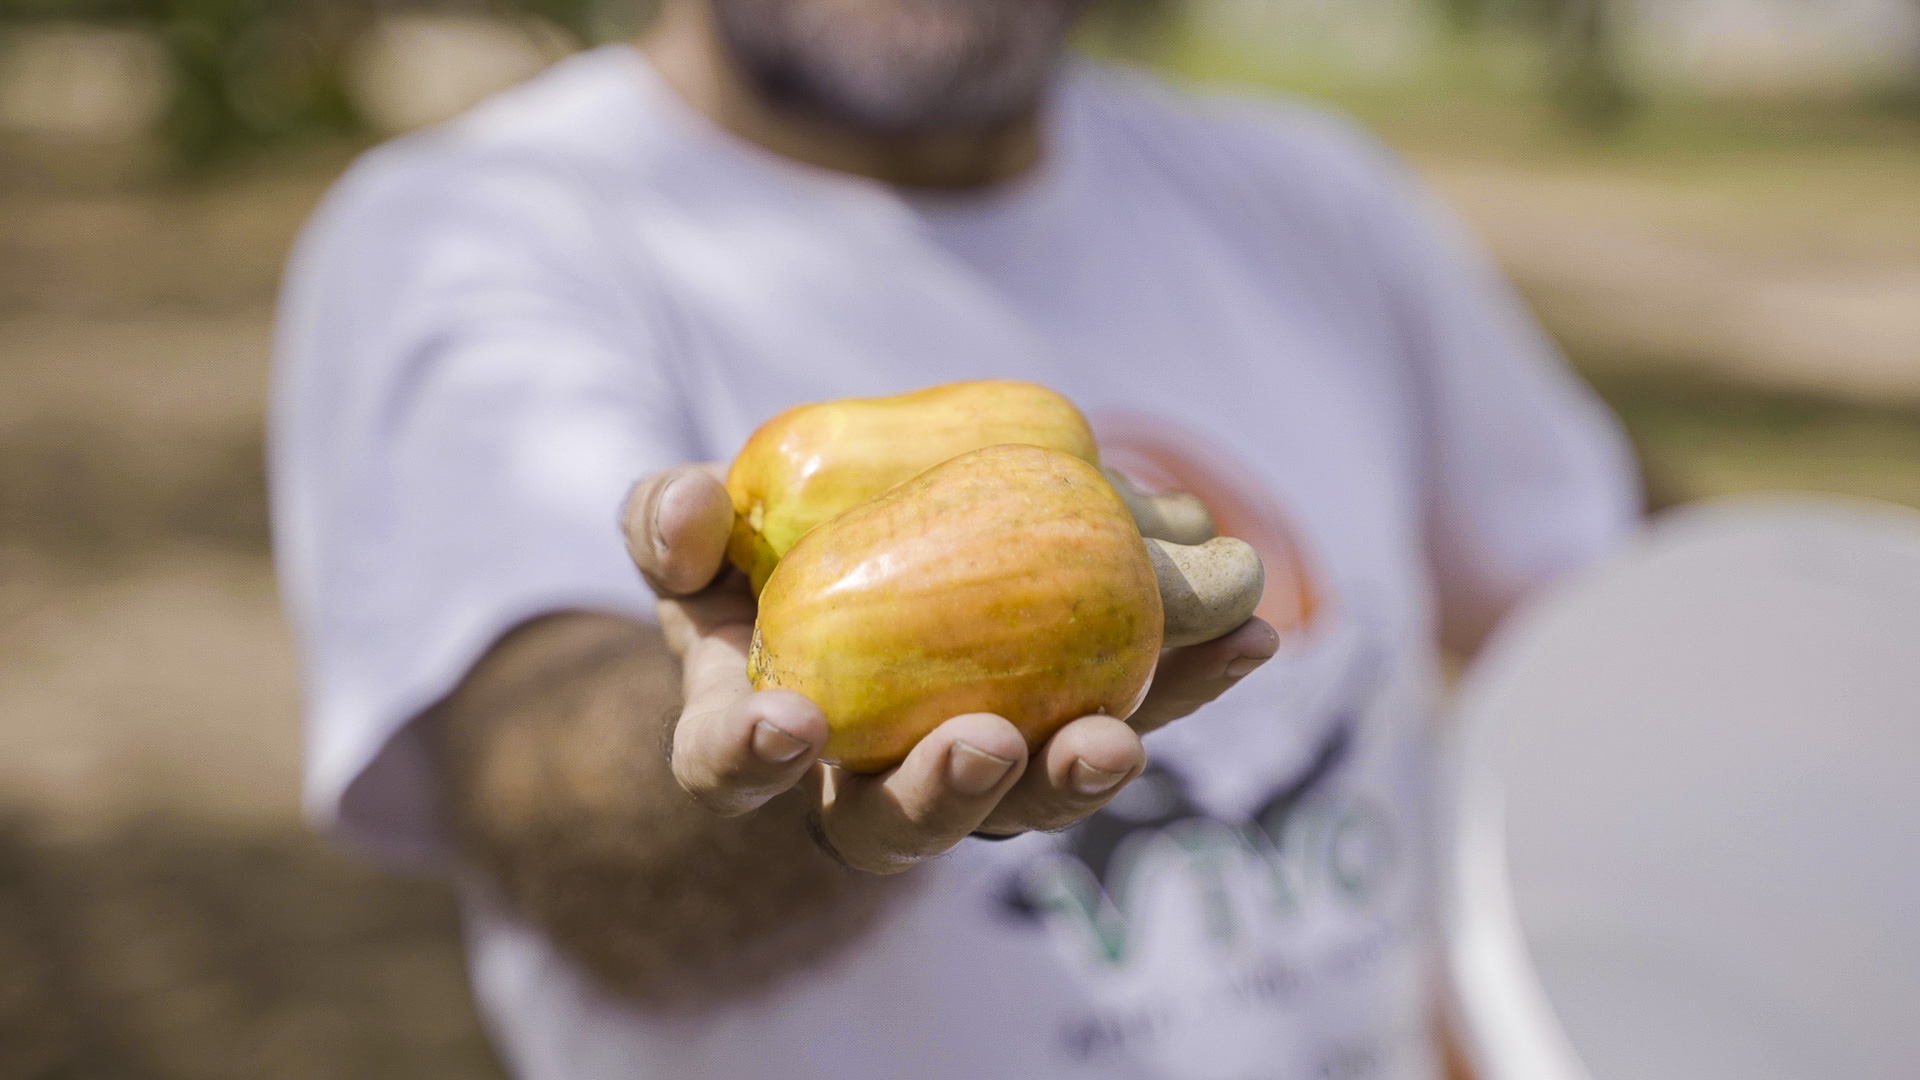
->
xmin=436 ymin=613 xmax=896 ymax=1006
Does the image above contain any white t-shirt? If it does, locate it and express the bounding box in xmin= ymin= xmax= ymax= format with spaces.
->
xmin=271 ymin=44 xmax=1637 ymax=1080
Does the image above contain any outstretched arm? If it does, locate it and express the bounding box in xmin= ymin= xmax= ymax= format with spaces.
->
xmin=438 ymin=609 xmax=892 ymax=1007
xmin=437 ymin=465 xmax=1280 ymax=1000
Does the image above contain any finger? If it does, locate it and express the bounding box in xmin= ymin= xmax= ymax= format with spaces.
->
xmin=1128 ymin=617 xmax=1281 ymax=735
xmin=670 ymin=614 xmax=824 ymax=815
xmin=654 ymin=570 xmax=756 ymax=658
xmin=976 ymin=714 xmax=1146 ymax=836
xmin=679 ymin=619 xmax=755 ymax=709
xmin=623 ymin=465 xmax=734 ymax=596
xmin=672 ymin=686 xmax=827 ymax=817
xmin=818 ymin=713 xmax=1027 ymax=874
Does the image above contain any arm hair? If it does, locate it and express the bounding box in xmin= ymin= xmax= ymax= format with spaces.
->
xmin=435 ymin=612 xmax=900 ymax=1008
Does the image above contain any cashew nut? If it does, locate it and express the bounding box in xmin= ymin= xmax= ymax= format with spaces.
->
xmin=1147 ymin=537 xmax=1265 ymax=648
xmin=1106 ymin=467 xmax=1217 ymax=546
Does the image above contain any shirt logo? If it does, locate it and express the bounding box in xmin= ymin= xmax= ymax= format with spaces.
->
xmin=996 ymin=638 xmax=1396 ymax=968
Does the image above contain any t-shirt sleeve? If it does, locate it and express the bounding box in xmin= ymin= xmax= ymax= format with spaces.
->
xmin=270 ymin=144 xmax=695 ymax=863
xmin=1333 ymin=126 xmax=1643 ymax=638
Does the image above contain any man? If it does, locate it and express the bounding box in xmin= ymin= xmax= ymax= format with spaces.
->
xmin=271 ymin=0 xmax=1639 ymax=1077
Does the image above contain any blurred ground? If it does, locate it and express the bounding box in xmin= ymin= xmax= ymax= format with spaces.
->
xmin=0 ymin=816 xmax=502 ymax=1080
xmin=0 ymin=150 xmax=509 ymax=1076
xmin=1 ymin=43 xmax=1917 ymax=1080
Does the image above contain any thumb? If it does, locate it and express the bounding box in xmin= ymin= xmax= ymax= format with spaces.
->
xmin=623 ymin=464 xmax=734 ymax=596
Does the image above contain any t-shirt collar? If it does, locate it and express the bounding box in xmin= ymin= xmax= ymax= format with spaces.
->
xmin=604 ymin=41 xmax=1079 ymax=228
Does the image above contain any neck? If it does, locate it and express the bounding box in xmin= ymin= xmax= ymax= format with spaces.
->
xmin=640 ymin=1 xmax=1046 ymax=190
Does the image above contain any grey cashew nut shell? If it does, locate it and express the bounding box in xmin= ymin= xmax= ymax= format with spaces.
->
xmin=1146 ymin=536 xmax=1266 ymax=648
xmin=1104 ymin=467 xmax=1218 ymax=547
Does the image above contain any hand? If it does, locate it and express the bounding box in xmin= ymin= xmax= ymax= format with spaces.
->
xmin=621 ymin=465 xmax=1280 ymax=874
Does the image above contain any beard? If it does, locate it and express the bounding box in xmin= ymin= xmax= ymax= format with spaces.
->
xmin=709 ymin=0 xmax=1087 ymax=136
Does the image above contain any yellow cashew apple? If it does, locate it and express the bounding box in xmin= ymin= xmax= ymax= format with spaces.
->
xmin=749 ymin=444 xmax=1163 ymax=773
xmin=726 ymin=380 xmax=1098 ymax=593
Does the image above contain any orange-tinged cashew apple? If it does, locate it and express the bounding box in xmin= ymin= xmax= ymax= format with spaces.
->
xmin=748 ymin=444 xmax=1163 ymax=773
xmin=725 ymin=380 xmax=1099 ymax=593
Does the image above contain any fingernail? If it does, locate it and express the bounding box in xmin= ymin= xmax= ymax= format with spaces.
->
xmin=1070 ymin=759 xmax=1128 ymax=797
xmin=1225 ymin=656 xmax=1265 ymax=679
xmin=651 ymin=474 xmax=686 ymax=559
xmin=752 ymin=719 xmax=811 ymax=764
xmin=948 ymin=741 xmax=1017 ymax=796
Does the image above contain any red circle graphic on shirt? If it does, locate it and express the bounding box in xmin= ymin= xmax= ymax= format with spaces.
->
xmin=1090 ymin=411 xmax=1320 ymax=637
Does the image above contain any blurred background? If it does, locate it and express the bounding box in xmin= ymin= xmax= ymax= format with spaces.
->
xmin=0 ymin=0 xmax=1916 ymax=1075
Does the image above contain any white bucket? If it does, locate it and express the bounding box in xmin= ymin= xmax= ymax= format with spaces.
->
xmin=1444 ymin=494 xmax=1920 ymax=1080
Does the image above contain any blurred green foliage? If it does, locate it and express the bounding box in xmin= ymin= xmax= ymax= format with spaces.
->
xmin=158 ymin=0 xmax=364 ymax=165
xmin=1083 ymin=0 xmax=1186 ymax=59
xmin=1393 ymin=0 xmax=1635 ymax=130
xmin=5 ymin=0 xmax=1825 ymax=167
xmin=1 ymin=0 xmax=595 ymax=168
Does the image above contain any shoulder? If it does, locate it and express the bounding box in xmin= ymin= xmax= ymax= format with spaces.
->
xmin=302 ymin=45 xmax=661 ymax=254
xmin=1061 ymin=62 xmax=1413 ymax=219
xmin=278 ymin=52 xmax=664 ymax=374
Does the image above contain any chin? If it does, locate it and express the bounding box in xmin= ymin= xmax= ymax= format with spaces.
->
xmin=711 ymin=0 xmax=1086 ymax=135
